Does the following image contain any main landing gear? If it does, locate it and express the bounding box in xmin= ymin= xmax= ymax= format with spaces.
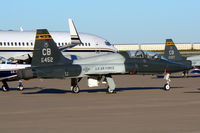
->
xmin=164 ymin=73 xmax=171 ymax=91
xmin=2 ymin=80 xmax=9 ymax=92
xmin=105 ymin=75 xmax=116 ymax=94
xmin=1 ymin=80 xmax=24 ymax=92
xmin=70 ymin=75 xmax=116 ymax=94
xmin=18 ymin=80 xmax=24 ymax=91
xmin=71 ymin=78 xmax=82 ymax=93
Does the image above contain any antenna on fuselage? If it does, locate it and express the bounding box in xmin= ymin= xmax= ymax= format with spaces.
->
xmin=138 ymin=43 xmax=141 ymax=50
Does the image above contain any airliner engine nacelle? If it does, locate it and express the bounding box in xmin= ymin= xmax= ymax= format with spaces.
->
xmin=17 ymin=68 xmax=37 ymax=80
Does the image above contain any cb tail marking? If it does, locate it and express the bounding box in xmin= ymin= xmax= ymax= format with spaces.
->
xmin=31 ymin=29 xmax=72 ymax=67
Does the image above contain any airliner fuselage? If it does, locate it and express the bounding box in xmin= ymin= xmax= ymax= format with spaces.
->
xmin=0 ymin=31 xmax=117 ymax=60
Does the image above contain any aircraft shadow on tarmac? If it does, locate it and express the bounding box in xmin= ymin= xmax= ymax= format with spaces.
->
xmin=0 ymin=87 xmax=40 ymax=92
xmin=156 ymin=75 xmax=200 ymax=79
xmin=184 ymin=88 xmax=200 ymax=94
xmin=21 ymin=86 xmax=183 ymax=94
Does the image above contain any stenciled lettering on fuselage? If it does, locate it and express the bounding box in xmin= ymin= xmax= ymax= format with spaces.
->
xmin=41 ymin=43 xmax=54 ymax=63
xmin=95 ymin=66 xmax=114 ymax=71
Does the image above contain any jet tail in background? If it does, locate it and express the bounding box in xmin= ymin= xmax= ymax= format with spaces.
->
xmin=69 ymin=18 xmax=82 ymax=45
xmin=59 ymin=19 xmax=82 ymax=50
xmin=164 ymin=39 xmax=185 ymax=61
xmin=164 ymin=39 xmax=192 ymax=66
xmin=31 ymin=29 xmax=72 ymax=67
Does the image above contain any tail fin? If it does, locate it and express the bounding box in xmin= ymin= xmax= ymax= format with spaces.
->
xmin=31 ymin=29 xmax=72 ymax=67
xmin=69 ymin=18 xmax=82 ymax=45
xmin=59 ymin=19 xmax=82 ymax=50
xmin=164 ymin=39 xmax=185 ymax=61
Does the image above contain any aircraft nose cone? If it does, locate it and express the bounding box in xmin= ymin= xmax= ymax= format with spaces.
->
xmin=167 ymin=62 xmax=192 ymax=73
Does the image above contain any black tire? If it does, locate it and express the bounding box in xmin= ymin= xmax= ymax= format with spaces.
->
xmin=18 ymin=86 xmax=24 ymax=91
xmin=2 ymin=85 xmax=8 ymax=92
xmin=72 ymin=85 xmax=80 ymax=93
xmin=107 ymin=87 xmax=116 ymax=94
xmin=164 ymin=84 xmax=170 ymax=91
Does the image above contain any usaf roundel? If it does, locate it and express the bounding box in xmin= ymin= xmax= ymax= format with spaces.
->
xmin=44 ymin=42 xmax=49 ymax=48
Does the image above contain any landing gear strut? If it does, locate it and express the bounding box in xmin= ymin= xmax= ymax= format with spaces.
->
xmin=2 ymin=80 xmax=9 ymax=92
xmin=18 ymin=80 xmax=24 ymax=91
xmin=164 ymin=73 xmax=171 ymax=91
xmin=183 ymin=71 xmax=188 ymax=78
xmin=105 ymin=75 xmax=116 ymax=94
xmin=71 ymin=78 xmax=82 ymax=93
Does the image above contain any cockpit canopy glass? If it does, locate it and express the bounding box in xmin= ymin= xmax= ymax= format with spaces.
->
xmin=105 ymin=41 xmax=111 ymax=46
xmin=128 ymin=50 xmax=167 ymax=60
xmin=0 ymin=56 xmax=12 ymax=64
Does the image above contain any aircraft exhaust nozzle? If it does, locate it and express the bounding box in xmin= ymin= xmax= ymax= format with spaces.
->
xmin=17 ymin=68 xmax=37 ymax=80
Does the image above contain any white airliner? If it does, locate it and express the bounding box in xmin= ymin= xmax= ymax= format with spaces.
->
xmin=0 ymin=19 xmax=117 ymax=62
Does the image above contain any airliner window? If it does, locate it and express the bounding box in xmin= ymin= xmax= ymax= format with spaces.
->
xmin=85 ymin=43 xmax=87 ymax=46
xmin=88 ymin=43 xmax=90 ymax=46
xmin=11 ymin=42 xmax=13 ymax=46
xmin=19 ymin=42 xmax=21 ymax=46
xmin=62 ymin=43 xmax=64 ymax=46
xmin=27 ymin=42 xmax=29 ymax=46
xmin=65 ymin=43 xmax=67 ymax=45
xmin=4 ymin=42 xmax=6 ymax=46
xmin=15 ymin=42 xmax=17 ymax=46
xmin=22 ymin=42 xmax=25 ymax=46
xmin=0 ymin=42 xmax=2 ymax=46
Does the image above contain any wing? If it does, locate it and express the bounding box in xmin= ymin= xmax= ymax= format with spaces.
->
xmin=0 ymin=75 xmax=18 ymax=81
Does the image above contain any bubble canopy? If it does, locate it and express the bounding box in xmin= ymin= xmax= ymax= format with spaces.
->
xmin=127 ymin=50 xmax=168 ymax=60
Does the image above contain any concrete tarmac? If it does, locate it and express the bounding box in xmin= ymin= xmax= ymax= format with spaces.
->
xmin=0 ymin=75 xmax=200 ymax=133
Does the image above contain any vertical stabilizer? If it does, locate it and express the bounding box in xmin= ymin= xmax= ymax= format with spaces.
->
xmin=69 ymin=18 xmax=82 ymax=45
xmin=164 ymin=39 xmax=184 ymax=61
xmin=31 ymin=29 xmax=72 ymax=67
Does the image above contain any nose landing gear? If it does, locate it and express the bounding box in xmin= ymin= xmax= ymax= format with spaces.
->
xmin=164 ymin=73 xmax=171 ymax=91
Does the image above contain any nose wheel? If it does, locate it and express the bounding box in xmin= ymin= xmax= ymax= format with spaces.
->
xmin=164 ymin=83 xmax=170 ymax=91
xmin=164 ymin=73 xmax=171 ymax=91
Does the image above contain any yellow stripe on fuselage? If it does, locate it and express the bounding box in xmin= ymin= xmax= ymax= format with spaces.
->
xmin=36 ymin=34 xmax=52 ymax=40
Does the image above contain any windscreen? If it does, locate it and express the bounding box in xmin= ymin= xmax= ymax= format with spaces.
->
xmin=128 ymin=50 xmax=164 ymax=60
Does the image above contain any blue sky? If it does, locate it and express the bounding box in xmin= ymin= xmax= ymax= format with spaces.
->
xmin=0 ymin=0 xmax=200 ymax=44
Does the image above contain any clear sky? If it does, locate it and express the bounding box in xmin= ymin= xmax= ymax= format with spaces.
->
xmin=0 ymin=0 xmax=200 ymax=44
